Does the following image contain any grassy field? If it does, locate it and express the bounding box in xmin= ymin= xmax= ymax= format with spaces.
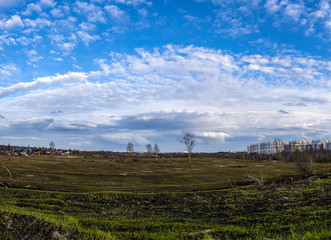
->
xmin=0 ymin=155 xmax=330 ymax=239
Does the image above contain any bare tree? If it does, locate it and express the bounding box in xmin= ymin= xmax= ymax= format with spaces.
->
xmin=49 ymin=141 xmax=55 ymax=149
xmin=153 ymin=143 xmax=160 ymax=163
xmin=49 ymin=141 xmax=56 ymax=155
xmin=126 ymin=142 xmax=134 ymax=157
xmin=181 ymin=132 xmax=196 ymax=167
xmin=294 ymin=142 xmax=313 ymax=177
xmin=273 ymin=138 xmax=284 ymax=161
xmin=146 ymin=144 xmax=152 ymax=159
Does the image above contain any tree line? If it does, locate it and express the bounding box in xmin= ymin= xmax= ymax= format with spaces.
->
xmin=126 ymin=132 xmax=196 ymax=166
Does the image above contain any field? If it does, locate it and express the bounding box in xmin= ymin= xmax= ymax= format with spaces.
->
xmin=0 ymin=155 xmax=330 ymax=239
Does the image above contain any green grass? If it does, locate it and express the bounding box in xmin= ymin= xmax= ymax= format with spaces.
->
xmin=0 ymin=155 xmax=330 ymax=239
xmin=1 ymin=155 xmax=329 ymax=192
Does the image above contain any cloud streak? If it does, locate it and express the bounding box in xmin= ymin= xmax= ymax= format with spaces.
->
xmin=0 ymin=72 xmax=92 ymax=98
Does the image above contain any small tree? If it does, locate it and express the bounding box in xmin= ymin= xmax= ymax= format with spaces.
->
xmin=49 ymin=141 xmax=55 ymax=149
xmin=181 ymin=132 xmax=196 ymax=167
xmin=126 ymin=142 xmax=134 ymax=157
xmin=49 ymin=141 xmax=56 ymax=155
xmin=273 ymin=138 xmax=284 ymax=161
xmin=146 ymin=144 xmax=152 ymax=159
xmin=153 ymin=143 xmax=160 ymax=163
xmin=294 ymin=142 xmax=313 ymax=177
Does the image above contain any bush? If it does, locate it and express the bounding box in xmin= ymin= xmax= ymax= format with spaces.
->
xmin=294 ymin=150 xmax=313 ymax=177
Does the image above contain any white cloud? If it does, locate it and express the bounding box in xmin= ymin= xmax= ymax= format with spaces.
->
xmin=246 ymin=64 xmax=275 ymax=74
xmin=0 ymin=63 xmax=19 ymax=79
xmin=24 ymin=18 xmax=51 ymax=28
xmin=76 ymin=31 xmax=101 ymax=45
xmin=74 ymin=1 xmax=107 ymax=23
xmin=25 ymin=49 xmax=44 ymax=62
xmin=39 ymin=0 xmax=56 ymax=8
xmin=284 ymin=3 xmax=304 ymax=22
xmin=22 ymin=3 xmax=43 ymax=16
xmin=5 ymin=45 xmax=330 ymax=113
xmin=200 ymin=0 xmax=331 ymax=39
xmin=242 ymin=55 xmax=270 ymax=65
xmin=313 ymin=0 xmax=330 ymax=19
xmin=113 ymin=0 xmax=125 ymax=3
xmin=0 ymin=15 xmax=24 ymax=29
xmin=213 ymin=7 xmax=259 ymax=37
xmin=0 ymin=136 xmax=41 ymax=140
xmin=1 ymin=45 xmax=331 ymax=150
xmin=59 ymin=42 xmax=77 ymax=51
xmin=105 ymin=5 xmax=129 ymax=21
xmin=110 ymin=26 xmax=129 ymax=33
xmin=0 ymin=0 xmax=330 ymax=151
xmin=326 ymin=19 xmax=331 ymax=31
xmin=0 ymin=34 xmax=17 ymax=46
xmin=79 ymin=22 xmax=97 ymax=31
xmin=0 ymin=72 xmax=89 ymax=98
xmin=70 ymin=140 xmax=92 ymax=146
xmin=138 ymin=8 xmax=148 ymax=17
xmin=2 ymin=45 xmax=330 ymax=105
xmin=48 ymin=32 xmax=78 ymax=52
xmin=195 ymin=131 xmax=230 ymax=144
xmin=101 ymin=132 xmax=149 ymax=145
xmin=16 ymin=35 xmax=43 ymax=46
xmin=113 ymin=0 xmax=152 ymax=6
xmin=49 ymin=19 xmax=77 ymax=37
xmin=73 ymin=64 xmax=82 ymax=69
xmin=264 ymin=0 xmax=281 ymax=14
xmin=50 ymin=7 xmax=68 ymax=18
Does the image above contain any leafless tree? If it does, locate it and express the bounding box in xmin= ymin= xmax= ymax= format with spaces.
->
xmin=49 ymin=141 xmax=56 ymax=155
xmin=126 ymin=142 xmax=134 ymax=157
xmin=146 ymin=144 xmax=152 ymax=159
xmin=49 ymin=141 xmax=55 ymax=149
xmin=273 ymin=138 xmax=284 ymax=161
xmin=294 ymin=142 xmax=313 ymax=177
xmin=153 ymin=143 xmax=160 ymax=163
xmin=181 ymin=132 xmax=196 ymax=167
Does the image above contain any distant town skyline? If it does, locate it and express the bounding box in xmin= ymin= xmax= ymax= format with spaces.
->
xmin=0 ymin=0 xmax=331 ymax=152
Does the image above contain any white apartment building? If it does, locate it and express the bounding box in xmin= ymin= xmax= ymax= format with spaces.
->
xmin=311 ymin=139 xmax=331 ymax=151
xmin=247 ymin=140 xmax=285 ymax=154
xmin=247 ymin=139 xmax=331 ymax=154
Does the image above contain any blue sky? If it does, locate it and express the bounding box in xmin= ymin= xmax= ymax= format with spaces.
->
xmin=0 ymin=0 xmax=330 ymax=152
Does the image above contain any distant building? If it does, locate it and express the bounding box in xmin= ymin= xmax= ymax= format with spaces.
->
xmin=247 ymin=140 xmax=285 ymax=154
xmin=284 ymin=140 xmax=311 ymax=153
xmin=248 ymin=139 xmax=331 ymax=154
xmin=311 ymin=139 xmax=331 ymax=151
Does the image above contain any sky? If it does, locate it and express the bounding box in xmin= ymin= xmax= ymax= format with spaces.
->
xmin=0 ymin=0 xmax=330 ymax=152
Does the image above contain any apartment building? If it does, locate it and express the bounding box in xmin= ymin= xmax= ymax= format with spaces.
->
xmin=247 ymin=140 xmax=285 ymax=154
xmin=247 ymin=139 xmax=331 ymax=154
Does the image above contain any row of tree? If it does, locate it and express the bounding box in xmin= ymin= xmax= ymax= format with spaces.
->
xmin=126 ymin=133 xmax=196 ymax=166
xmin=49 ymin=133 xmax=197 ymax=166
xmin=126 ymin=142 xmax=160 ymax=161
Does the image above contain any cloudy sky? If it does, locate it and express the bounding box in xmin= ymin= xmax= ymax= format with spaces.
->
xmin=0 ymin=0 xmax=330 ymax=152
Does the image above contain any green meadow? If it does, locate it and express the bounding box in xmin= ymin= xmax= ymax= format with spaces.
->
xmin=0 ymin=155 xmax=330 ymax=239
